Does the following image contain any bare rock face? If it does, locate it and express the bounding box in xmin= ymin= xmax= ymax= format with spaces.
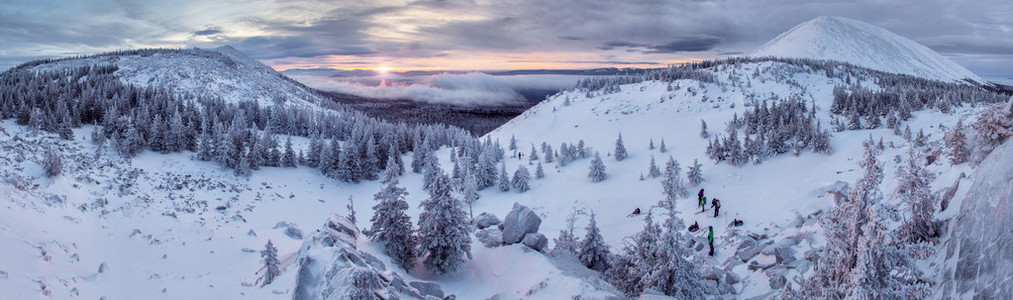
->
xmin=501 ymin=203 xmax=541 ymax=245
xmin=945 ymin=139 xmax=1013 ymax=299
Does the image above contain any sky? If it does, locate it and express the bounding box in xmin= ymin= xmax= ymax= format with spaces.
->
xmin=2 ymin=0 xmax=1012 ymax=76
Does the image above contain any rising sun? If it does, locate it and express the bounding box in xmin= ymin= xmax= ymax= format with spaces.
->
xmin=376 ymin=66 xmax=393 ymax=73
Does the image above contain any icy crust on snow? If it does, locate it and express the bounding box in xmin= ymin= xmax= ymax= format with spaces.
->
xmin=751 ymin=16 xmax=981 ymax=84
xmin=945 ymin=139 xmax=1013 ymax=299
xmin=26 ymin=46 xmax=322 ymax=108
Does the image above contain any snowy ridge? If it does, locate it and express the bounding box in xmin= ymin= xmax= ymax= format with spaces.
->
xmin=751 ymin=16 xmax=982 ymax=84
xmin=484 ymin=60 xmax=979 ymax=298
xmin=25 ymin=47 xmax=323 ymax=108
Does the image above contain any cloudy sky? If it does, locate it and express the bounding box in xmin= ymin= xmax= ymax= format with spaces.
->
xmin=2 ymin=0 xmax=1011 ymax=76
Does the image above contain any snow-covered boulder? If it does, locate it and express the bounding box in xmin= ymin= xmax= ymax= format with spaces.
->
xmin=521 ymin=233 xmax=548 ymax=252
xmin=945 ymin=139 xmax=1013 ymax=299
xmin=292 ymin=215 xmax=444 ymax=300
xmin=409 ymin=281 xmax=444 ymax=299
xmin=501 ymin=203 xmax=541 ymax=244
xmin=768 ymin=273 xmax=787 ymax=289
xmin=286 ymin=225 xmax=304 ymax=240
xmin=474 ymin=212 xmax=501 ymax=229
xmin=475 ymin=227 xmax=504 ymax=248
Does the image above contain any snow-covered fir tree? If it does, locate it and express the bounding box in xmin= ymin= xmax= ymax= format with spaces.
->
xmin=529 ymin=143 xmax=539 ymax=161
xmin=43 ymin=146 xmax=62 ymax=178
xmin=648 ymin=155 xmax=661 ymax=178
xmin=498 ymin=162 xmax=511 ymax=192
xmin=700 ymin=119 xmax=709 ymax=138
xmin=508 ymin=134 xmax=517 ymax=151
xmin=894 ymin=147 xmax=939 ymax=244
xmin=367 ymin=158 xmax=416 ymax=270
xmin=417 ymin=173 xmax=472 ymax=274
xmin=282 ymin=136 xmax=297 ymax=168
xmin=512 ymin=165 xmax=531 ymax=192
xmin=659 ymin=138 xmax=667 ymax=153
xmin=578 ymin=211 xmax=610 ymax=272
xmin=944 ymin=120 xmax=970 ymax=165
xmin=535 ymin=161 xmax=545 ymax=179
xmin=687 ymin=159 xmax=704 ymax=186
xmin=588 ymin=152 xmax=607 ymax=182
xmin=257 ymin=240 xmax=280 ymax=287
xmin=614 ymin=133 xmax=628 ymax=161
xmin=422 ymin=150 xmax=441 ymax=190
xmin=553 ymin=209 xmax=580 ymax=255
xmin=462 ymin=170 xmax=479 ymax=218
xmin=661 ymin=156 xmax=687 ymax=200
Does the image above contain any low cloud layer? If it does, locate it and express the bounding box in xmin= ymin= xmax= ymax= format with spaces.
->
xmin=289 ymin=72 xmax=581 ymax=106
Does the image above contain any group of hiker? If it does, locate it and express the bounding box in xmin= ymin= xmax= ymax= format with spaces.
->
xmin=629 ymin=188 xmax=744 ymax=257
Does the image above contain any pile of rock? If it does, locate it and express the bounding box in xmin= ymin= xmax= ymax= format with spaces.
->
xmin=474 ymin=203 xmax=547 ymax=252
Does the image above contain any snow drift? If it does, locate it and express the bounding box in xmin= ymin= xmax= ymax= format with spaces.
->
xmin=751 ymin=16 xmax=982 ymax=84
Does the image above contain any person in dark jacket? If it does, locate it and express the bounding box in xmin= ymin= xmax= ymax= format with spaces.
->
xmin=688 ymin=221 xmax=699 ymax=232
xmin=712 ymin=198 xmax=721 ymax=217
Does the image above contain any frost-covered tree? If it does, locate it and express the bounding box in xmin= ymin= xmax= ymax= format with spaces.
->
xmin=417 ymin=173 xmax=472 ymax=274
xmin=235 ymin=149 xmax=253 ymax=177
xmin=649 ymin=138 xmax=655 ymax=150
xmin=282 ymin=136 xmax=298 ymax=168
xmin=543 ymin=144 xmax=554 ymax=163
xmin=422 ymin=151 xmax=441 ymax=190
xmin=497 ymin=162 xmax=511 ymax=192
xmin=512 ymin=165 xmax=531 ymax=192
xmin=462 ymin=170 xmax=479 ymax=218
xmin=578 ymin=211 xmax=610 ymax=272
xmin=346 ymin=195 xmax=357 ymax=227
xmin=257 ymin=240 xmax=280 ymax=287
xmin=661 ymin=156 xmax=687 ymax=201
xmin=971 ymin=98 xmax=1012 ymax=164
xmin=336 ymin=139 xmax=361 ymax=183
xmin=659 ymin=138 xmax=667 ymax=153
xmin=797 ymin=138 xmax=928 ymax=299
xmin=614 ymin=133 xmax=628 ymax=161
xmin=553 ymin=209 xmax=580 ymax=255
xmin=700 ymin=120 xmax=709 ymax=138
xmin=687 ymin=159 xmax=704 ymax=186
xmin=535 ymin=161 xmax=545 ymax=179
xmin=648 ymin=155 xmax=661 ymax=178
xmin=411 ymin=138 xmax=429 ymax=173
xmin=895 ymin=148 xmax=939 ymax=244
xmin=529 ymin=143 xmax=539 ymax=161
xmin=43 ymin=146 xmax=62 ymax=177
xmin=509 ymin=134 xmax=517 ymax=151
xmin=945 ymin=120 xmax=970 ymax=165
xmin=588 ymin=152 xmax=607 ymax=182
xmin=577 ymin=139 xmax=587 ymax=158
xmin=367 ymin=158 xmax=416 ymax=270
xmin=606 ymin=211 xmax=707 ymax=298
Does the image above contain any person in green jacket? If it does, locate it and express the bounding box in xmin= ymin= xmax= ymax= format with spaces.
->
xmin=707 ymin=226 xmax=714 ymax=256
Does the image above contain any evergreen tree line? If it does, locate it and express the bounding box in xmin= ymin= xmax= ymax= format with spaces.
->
xmin=706 ymin=96 xmax=832 ymax=165
xmin=0 ymin=64 xmax=474 ymax=180
xmin=829 ymin=81 xmax=1006 ymax=131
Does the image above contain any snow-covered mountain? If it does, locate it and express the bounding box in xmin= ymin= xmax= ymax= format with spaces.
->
xmin=24 ymin=46 xmax=323 ymax=107
xmin=751 ymin=16 xmax=982 ymax=84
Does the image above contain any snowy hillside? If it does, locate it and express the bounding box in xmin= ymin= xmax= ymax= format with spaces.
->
xmin=751 ymin=16 xmax=982 ymax=84
xmin=484 ymin=59 xmax=1001 ymax=298
xmin=22 ymin=46 xmax=323 ymax=108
